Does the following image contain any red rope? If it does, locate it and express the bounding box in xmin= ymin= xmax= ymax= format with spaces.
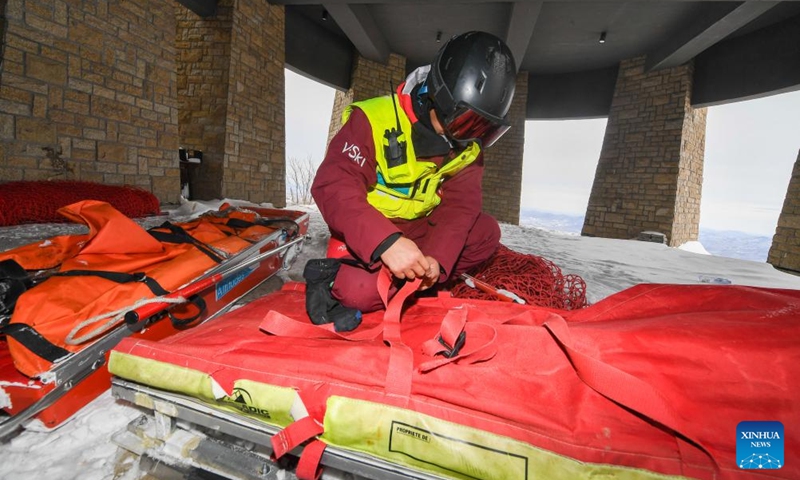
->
xmin=451 ymin=245 xmax=588 ymax=310
xmin=0 ymin=181 xmax=161 ymax=226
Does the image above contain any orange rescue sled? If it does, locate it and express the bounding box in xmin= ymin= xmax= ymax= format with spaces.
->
xmin=0 ymin=200 xmax=308 ymax=436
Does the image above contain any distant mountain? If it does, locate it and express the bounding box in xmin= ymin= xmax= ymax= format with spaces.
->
xmin=517 ymin=208 xmax=772 ymax=263
xmin=518 ymin=209 xmax=584 ymax=235
xmin=698 ymin=229 xmax=772 ymax=263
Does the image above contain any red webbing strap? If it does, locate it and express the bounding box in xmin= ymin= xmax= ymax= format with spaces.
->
xmin=270 ymin=416 xmax=324 ymax=460
xmin=259 ymin=310 xmax=383 ymax=342
xmin=377 ymin=268 xmax=419 ymax=402
xmin=542 ymin=315 xmax=719 ymax=476
xmin=420 ymin=309 xmax=467 ymax=357
xmin=418 ymin=310 xmax=498 ymax=373
xmin=296 ymin=440 xmax=327 ymax=480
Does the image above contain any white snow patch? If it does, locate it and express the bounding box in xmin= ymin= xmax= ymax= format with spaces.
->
xmin=678 ymin=240 xmax=711 ymax=255
xmin=168 ymin=196 xmax=278 ymax=219
xmin=0 ymin=387 xmax=11 ymax=410
xmin=0 ymin=381 xmax=42 ymax=410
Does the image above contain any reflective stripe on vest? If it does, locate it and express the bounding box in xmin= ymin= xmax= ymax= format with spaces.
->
xmin=344 ymin=96 xmax=481 ymax=219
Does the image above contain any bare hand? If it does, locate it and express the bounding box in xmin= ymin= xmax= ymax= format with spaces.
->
xmin=419 ymin=255 xmax=440 ymax=291
xmin=380 ymin=237 xmax=430 ymax=280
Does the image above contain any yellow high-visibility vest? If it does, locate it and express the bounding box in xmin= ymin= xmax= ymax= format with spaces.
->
xmin=344 ymin=96 xmax=481 ymax=219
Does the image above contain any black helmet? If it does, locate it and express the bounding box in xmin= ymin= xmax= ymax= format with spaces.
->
xmin=428 ymin=31 xmax=517 ymax=148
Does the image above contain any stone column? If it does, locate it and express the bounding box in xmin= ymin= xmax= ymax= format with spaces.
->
xmin=483 ymin=72 xmax=528 ymax=225
xmin=582 ymin=57 xmax=707 ymax=247
xmin=177 ymin=0 xmax=286 ymax=206
xmin=768 ymin=150 xmax=800 ymax=273
xmin=222 ymin=0 xmax=286 ymax=205
xmin=176 ymin=2 xmax=233 ymax=200
xmin=326 ymin=53 xmax=407 ymax=145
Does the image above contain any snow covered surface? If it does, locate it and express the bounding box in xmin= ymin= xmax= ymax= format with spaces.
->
xmin=1 ymin=198 xmax=799 ymax=479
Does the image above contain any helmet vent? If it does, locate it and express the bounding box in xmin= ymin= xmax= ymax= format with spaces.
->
xmin=475 ymin=73 xmax=487 ymax=93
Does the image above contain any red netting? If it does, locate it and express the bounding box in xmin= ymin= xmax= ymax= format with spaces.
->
xmin=0 ymin=181 xmax=161 ymax=226
xmin=450 ymin=244 xmax=588 ymax=310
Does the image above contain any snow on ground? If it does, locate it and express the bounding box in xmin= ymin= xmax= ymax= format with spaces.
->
xmin=1 ymin=199 xmax=799 ymax=479
xmin=498 ymin=222 xmax=800 ymax=303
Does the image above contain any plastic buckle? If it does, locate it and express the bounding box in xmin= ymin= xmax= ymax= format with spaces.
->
xmin=437 ymin=330 xmax=466 ymax=358
xmin=132 ymin=272 xmax=147 ymax=282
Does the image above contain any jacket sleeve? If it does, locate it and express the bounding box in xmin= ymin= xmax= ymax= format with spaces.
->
xmin=416 ymin=156 xmax=485 ymax=279
xmin=311 ymin=108 xmax=401 ymax=263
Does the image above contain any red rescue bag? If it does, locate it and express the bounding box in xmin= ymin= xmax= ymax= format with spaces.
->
xmin=111 ymin=274 xmax=800 ymax=479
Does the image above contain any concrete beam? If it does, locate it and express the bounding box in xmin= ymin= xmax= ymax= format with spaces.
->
xmin=528 ymin=67 xmax=618 ymax=120
xmin=285 ymin=8 xmax=353 ymax=91
xmin=276 ymin=0 xmax=754 ymax=4
xmin=277 ymin=0 xmax=509 ymax=4
xmin=323 ymin=3 xmax=390 ymax=64
xmin=176 ymin=0 xmax=217 ymax=18
xmin=505 ymin=1 xmax=542 ymax=72
xmin=693 ymin=13 xmax=800 ymax=107
xmin=645 ymin=1 xmax=779 ymax=72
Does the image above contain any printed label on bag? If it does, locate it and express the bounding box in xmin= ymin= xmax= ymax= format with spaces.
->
xmin=388 ymin=421 xmax=528 ymax=479
xmin=737 ymin=421 xmax=783 ymax=469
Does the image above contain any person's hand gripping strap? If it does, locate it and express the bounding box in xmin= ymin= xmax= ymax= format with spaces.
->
xmin=377 ymin=267 xmax=420 ymax=403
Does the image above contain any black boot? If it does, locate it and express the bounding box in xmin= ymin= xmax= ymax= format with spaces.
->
xmin=303 ymin=259 xmax=362 ymax=332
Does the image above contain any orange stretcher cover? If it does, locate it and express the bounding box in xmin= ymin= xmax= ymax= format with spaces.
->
xmin=1 ymin=200 xmax=307 ymax=430
xmin=2 ymin=200 xmax=289 ymax=377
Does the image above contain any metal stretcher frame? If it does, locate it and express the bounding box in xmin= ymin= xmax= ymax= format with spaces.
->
xmin=111 ymin=377 xmax=449 ymax=480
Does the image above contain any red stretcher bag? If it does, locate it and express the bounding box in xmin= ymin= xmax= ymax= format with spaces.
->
xmin=111 ymin=272 xmax=800 ymax=479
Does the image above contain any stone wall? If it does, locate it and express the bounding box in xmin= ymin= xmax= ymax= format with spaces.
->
xmin=582 ymin=57 xmax=706 ymax=246
xmin=326 ymin=53 xmax=406 ymax=145
xmin=176 ymin=1 xmax=233 ymax=200
xmin=0 ymin=0 xmax=179 ymax=202
xmin=483 ymin=72 xmax=528 ymax=225
xmin=768 ymin=150 xmax=800 ymax=273
xmin=222 ymin=0 xmax=285 ymax=205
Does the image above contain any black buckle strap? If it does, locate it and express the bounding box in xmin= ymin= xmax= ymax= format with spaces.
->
xmin=0 ymin=259 xmax=30 ymax=318
xmin=225 ymin=218 xmax=257 ymax=231
xmin=223 ymin=218 xmax=300 ymax=245
xmin=2 ymin=323 xmax=71 ymax=363
xmin=147 ymin=222 xmax=225 ymax=263
xmin=437 ymin=330 xmax=466 ymax=358
xmin=167 ymin=294 xmax=207 ymax=328
xmin=54 ymin=270 xmax=169 ymax=296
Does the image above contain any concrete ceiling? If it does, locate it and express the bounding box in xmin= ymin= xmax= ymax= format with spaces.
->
xmin=180 ymin=0 xmax=800 ymax=118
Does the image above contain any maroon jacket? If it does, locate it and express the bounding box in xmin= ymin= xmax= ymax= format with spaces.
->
xmin=311 ymin=106 xmax=485 ymax=279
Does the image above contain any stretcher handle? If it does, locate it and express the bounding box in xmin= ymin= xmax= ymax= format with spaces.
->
xmin=123 ymin=236 xmax=304 ymax=329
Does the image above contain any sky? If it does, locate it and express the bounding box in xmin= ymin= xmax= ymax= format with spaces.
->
xmin=285 ymin=69 xmax=336 ymax=164
xmin=522 ymin=90 xmax=800 ymax=237
xmin=284 ymin=69 xmax=800 ymax=237
xmin=2 ymin=199 xmax=800 ymax=479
